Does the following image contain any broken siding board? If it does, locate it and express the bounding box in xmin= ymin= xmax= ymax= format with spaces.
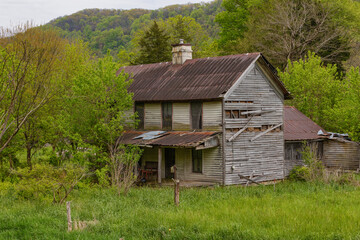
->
xmin=144 ymin=103 xmax=161 ymax=130
xmin=173 ymin=103 xmax=190 ymax=131
xmin=203 ymin=101 xmax=222 ymax=131
xmin=224 ymin=65 xmax=284 ymax=185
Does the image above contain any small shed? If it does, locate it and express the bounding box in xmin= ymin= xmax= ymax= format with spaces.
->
xmin=283 ymin=106 xmax=327 ymax=174
xmin=283 ymin=106 xmax=360 ymax=173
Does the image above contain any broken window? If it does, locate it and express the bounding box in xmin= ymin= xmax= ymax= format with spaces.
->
xmin=135 ymin=102 xmax=144 ymax=130
xmin=192 ymin=149 xmax=202 ymax=173
xmin=162 ymin=102 xmax=172 ymax=130
xmin=191 ymin=102 xmax=202 ymax=130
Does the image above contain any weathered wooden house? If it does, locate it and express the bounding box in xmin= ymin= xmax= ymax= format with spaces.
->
xmin=119 ymin=41 xmax=291 ymax=185
xmin=284 ymin=106 xmax=360 ymax=172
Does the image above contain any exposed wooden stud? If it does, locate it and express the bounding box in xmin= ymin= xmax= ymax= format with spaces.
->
xmin=158 ymin=147 xmax=162 ymax=184
xmin=227 ymin=116 xmax=254 ymax=142
xmin=240 ymin=109 xmax=276 ymax=115
xmin=250 ymin=123 xmax=283 ymax=142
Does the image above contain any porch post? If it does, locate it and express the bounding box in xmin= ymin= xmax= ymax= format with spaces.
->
xmin=158 ymin=147 xmax=162 ymax=184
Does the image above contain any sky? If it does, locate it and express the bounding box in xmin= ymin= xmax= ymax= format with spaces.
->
xmin=0 ymin=0 xmax=212 ymax=29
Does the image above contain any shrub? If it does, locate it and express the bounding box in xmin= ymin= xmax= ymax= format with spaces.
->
xmin=289 ymin=166 xmax=309 ymax=181
xmin=9 ymin=164 xmax=87 ymax=203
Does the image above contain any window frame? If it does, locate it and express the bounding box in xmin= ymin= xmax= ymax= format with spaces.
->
xmin=134 ymin=102 xmax=145 ymax=130
xmin=161 ymin=102 xmax=172 ymax=130
xmin=190 ymin=102 xmax=203 ymax=130
xmin=192 ymin=148 xmax=203 ymax=173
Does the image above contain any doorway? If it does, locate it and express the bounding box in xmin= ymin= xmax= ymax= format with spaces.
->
xmin=165 ymin=148 xmax=175 ymax=179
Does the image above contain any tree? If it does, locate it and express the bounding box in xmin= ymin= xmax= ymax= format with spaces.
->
xmin=63 ymin=54 xmax=141 ymax=193
xmin=327 ymin=67 xmax=360 ymax=141
xmin=279 ymin=52 xmax=342 ymax=129
xmin=215 ymin=0 xmax=257 ymax=53
xmin=0 ymin=25 xmax=69 ymax=154
xmin=134 ymin=21 xmax=171 ymax=64
xmin=159 ymin=15 xmax=216 ymax=58
xmin=241 ymin=0 xmax=352 ymax=70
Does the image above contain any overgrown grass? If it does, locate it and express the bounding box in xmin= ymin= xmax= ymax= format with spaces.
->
xmin=1 ymin=182 xmax=360 ymax=239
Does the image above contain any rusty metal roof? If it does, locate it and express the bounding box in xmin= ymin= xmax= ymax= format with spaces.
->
xmin=119 ymin=53 xmax=290 ymax=101
xmin=284 ymin=106 xmax=328 ymax=141
xmin=119 ymin=131 xmax=219 ymax=147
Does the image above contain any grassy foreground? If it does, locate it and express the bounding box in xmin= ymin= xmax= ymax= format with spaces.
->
xmin=1 ymin=182 xmax=360 ymax=240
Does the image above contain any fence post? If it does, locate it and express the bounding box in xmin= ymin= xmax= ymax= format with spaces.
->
xmin=67 ymin=201 xmax=72 ymax=232
xmin=172 ymin=165 xmax=180 ymax=206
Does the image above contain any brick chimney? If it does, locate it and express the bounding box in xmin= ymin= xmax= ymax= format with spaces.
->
xmin=172 ymin=39 xmax=192 ymax=64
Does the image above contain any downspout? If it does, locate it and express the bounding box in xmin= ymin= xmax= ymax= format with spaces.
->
xmin=221 ymin=97 xmax=226 ymax=186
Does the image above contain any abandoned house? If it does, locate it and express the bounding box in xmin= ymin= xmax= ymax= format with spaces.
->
xmin=118 ymin=41 xmax=291 ymax=185
xmin=284 ymin=106 xmax=360 ymax=172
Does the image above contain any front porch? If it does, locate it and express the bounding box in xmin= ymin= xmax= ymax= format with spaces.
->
xmin=120 ymin=131 xmax=223 ymax=185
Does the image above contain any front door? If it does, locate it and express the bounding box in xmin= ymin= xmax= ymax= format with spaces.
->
xmin=165 ymin=148 xmax=175 ymax=179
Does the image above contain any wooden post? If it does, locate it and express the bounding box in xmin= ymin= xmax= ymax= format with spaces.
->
xmin=172 ymin=165 xmax=180 ymax=206
xmin=174 ymin=179 xmax=180 ymax=206
xmin=158 ymin=147 xmax=162 ymax=185
xmin=66 ymin=201 xmax=72 ymax=232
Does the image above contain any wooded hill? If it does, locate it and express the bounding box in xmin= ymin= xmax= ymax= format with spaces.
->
xmin=46 ymin=1 xmax=223 ymax=57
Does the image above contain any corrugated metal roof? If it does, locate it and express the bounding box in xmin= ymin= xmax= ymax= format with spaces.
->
xmin=119 ymin=53 xmax=290 ymax=101
xmin=284 ymin=106 xmax=328 ymax=141
xmin=119 ymin=131 xmax=219 ymax=147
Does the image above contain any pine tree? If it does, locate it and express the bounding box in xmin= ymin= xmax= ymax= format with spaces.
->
xmin=135 ymin=21 xmax=171 ymax=64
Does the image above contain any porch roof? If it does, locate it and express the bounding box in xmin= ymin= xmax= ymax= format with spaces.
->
xmin=119 ymin=130 xmax=220 ymax=149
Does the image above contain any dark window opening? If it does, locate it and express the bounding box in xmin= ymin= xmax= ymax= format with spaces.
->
xmin=192 ymin=149 xmax=202 ymax=173
xmin=135 ymin=102 xmax=144 ymax=130
xmin=191 ymin=102 xmax=202 ymax=130
xmin=162 ymin=102 xmax=172 ymax=130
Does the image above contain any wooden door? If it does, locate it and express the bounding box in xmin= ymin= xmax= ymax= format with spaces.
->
xmin=165 ymin=148 xmax=175 ymax=178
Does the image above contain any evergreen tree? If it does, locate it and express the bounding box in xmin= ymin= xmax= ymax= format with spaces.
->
xmin=134 ymin=21 xmax=171 ymax=64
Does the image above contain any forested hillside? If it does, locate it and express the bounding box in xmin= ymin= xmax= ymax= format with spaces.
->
xmin=46 ymin=1 xmax=223 ymax=58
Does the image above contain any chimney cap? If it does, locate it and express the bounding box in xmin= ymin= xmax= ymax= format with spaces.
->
xmin=171 ymin=39 xmax=192 ymax=47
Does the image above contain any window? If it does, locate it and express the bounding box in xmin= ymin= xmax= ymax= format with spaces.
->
xmin=191 ymin=102 xmax=202 ymax=130
xmin=135 ymin=102 xmax=144 ymax=130
xmin=192 ymin=149 xmax=202 ymax=173
xmin=162 ymin=102 xmax=172 ymax=130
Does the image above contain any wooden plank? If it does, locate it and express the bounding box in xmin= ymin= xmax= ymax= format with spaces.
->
xmin=240 ymin=109 xmax=276 ymax=115
xmin=250 ymin=123 xmax=282 ymax=142
xmin=158 ymin=147 xmax=162 ymax=184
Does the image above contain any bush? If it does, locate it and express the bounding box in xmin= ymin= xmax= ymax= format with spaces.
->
xmin=8 ymin=164 xmax=87 ymax=203
xmin=288 ymin=166 xmax=309 ymax=181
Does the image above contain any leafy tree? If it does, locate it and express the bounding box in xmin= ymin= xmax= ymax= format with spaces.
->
xmin=279 ymin=52 xmax=342 ymax=129
xmin=134 ymin=21 xmax=171 ymax=64
xmin=159 ymin=15 xmax=216 ymax=58
xmin=215 ymin=0 xmax=258 ymax=52
xmin=217 ymin=0 xmax=355 ymax=70
xmin=327 ymin=67 xmax=360 ymax=140
xmin=0 ymin=25 xmax=71 ymax=155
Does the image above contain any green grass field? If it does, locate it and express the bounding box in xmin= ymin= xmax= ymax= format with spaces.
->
xmin=1 ymin=182 xmax=360 ymax=240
